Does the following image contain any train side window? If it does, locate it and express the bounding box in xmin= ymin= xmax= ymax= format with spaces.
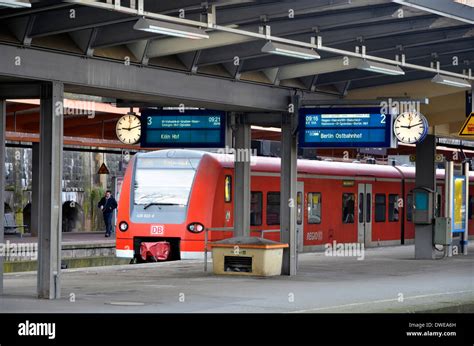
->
xmin=250 ymin=192 xmax=262 ymax=226
xmin=388 ymin=194 xmax=399 ymax=222
xmin=375 ymin=194 xmax=386 ymax=222
xmin=358 ymin=193 xmax=364 ymax=223
xmin=297 ymin=192 xmax=303 ymax=225
xmin=224 ymin=175 xmax=232 ymax=203
xmin=266 ymin=192 xmax=280 ymax=225
xmin=469 ymin=196 xmax=474 ymax=219
xmin=308 ymin=192 xmax=322 ymax=224
xmin=406 ymin=194 xmax=413 ymax=222
xmin=366 ymin=193 xmax=371 ymax=223
xmin=342 ymin=193 xmax=355 ymax=224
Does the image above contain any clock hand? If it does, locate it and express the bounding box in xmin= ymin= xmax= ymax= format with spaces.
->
xmin=399 ymin=122 xmax=424 ymax=129
xmin=118 ymin=125 xmax=140 ymax=131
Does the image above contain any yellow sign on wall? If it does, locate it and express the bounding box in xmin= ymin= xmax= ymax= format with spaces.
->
xmin=458 ymin=112 xmax=474 ymax=136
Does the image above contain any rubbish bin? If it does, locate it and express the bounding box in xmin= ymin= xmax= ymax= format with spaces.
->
xmin=210 ymin=236 xmax=288 ymax=276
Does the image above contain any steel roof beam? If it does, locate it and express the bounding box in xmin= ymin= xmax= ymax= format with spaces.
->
xmin=126 ymin=39 xmax=150 ymax=65
xmin=334 ymin=27 xmax=474 ymax=55
xmin=146 ymin=0 xmax=259 ymax=16
xmin=1 ymin=0 xmax=471 ymax=92
xmin=106 ymin=0 xmax=361 ymax=25
xmin=0 ymin=1 xmax=72 ymax=20
xmin=197 ymin=15 xmax=453 ymax=68
xmin=146 ymin=31 xmax=252 ymax=58
xmin=91 ymin=20 xmax=158 ymax=48
xmin=263 ymin=57 xmax=363 ymax=82
xmin=273 ymin=41 xmax=474 ymax=83
xmin=69 ymin=28 xmax=98 ymax=56
xmin=146 ymin=4 xmax=411 ymax=58
xmin=349 ymin=65 xmax=471 ymax=89
xmin=238 ymin=25 xmax=462 ymax=73
xmin=6 ymin=13 xmax=35 ymax=45
xmin=58 ymin=0 xmax=472 ymax=81
xmin=214 ymin=0 xmax=389 ymax=26
xmin=317 ymin=56 xmax=474 ymax=90
xmin=143 ymin=0 xmax=216 ymax=14
xmin=27 ymin=6 xmax=135 ymax=38
xmin=378 ymin=40 xmax=474 ymax=61
xmin=0 ymin=83 xmax=41 ymax=98
xmin=324 ymin=50 xmax=474 ymax=81
xmin=0 ymin=43 xmax=334 ymax=111
xmin=275 ymin=29 xmax=473 ymax=82
xmin=392 ymin=0 xmax=474 ymax=25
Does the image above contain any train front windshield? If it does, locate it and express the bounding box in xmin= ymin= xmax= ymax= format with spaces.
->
xmin=134 ymin=157 xmax=200 ymax=207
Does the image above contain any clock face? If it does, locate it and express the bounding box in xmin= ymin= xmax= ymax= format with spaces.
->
xmin=393 ymin=112 xmax=428 ymax=144
xmin=116 ymin=114 xmax=141 ymax=144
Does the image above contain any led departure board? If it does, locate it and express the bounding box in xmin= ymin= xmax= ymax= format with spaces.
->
xmin=299 ymin=108 xmax=393 ymax=148
xmin=141 ymin=110 xmax=226 ymax=148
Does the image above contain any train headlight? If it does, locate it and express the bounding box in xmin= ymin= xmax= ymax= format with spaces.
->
xmin=187 ymin=222 xmax=205 ymax=234
xmin=119 ymin=221 xmax=129 ymax=232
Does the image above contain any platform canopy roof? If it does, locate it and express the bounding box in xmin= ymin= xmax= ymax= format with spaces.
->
xmin=0 ymin=0 xmax=472 ymax=118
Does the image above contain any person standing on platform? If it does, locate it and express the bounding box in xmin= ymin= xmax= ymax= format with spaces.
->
xmin=98 ymin=190 xmax=118 ymax=237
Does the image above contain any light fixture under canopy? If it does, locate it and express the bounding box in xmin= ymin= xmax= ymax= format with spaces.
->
xmin=261 ymin=41 xmax=320 ymax=60
xmin=358 ymin=60 xmax=405 ymax=76
xmin=431 ymin=74 xmax=472 ymax=89
xmin=133 ymin=17 xmax=209 ymax=40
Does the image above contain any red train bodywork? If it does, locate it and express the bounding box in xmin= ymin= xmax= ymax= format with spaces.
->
xmin=116 ymin=150 xmax=474 ymax=260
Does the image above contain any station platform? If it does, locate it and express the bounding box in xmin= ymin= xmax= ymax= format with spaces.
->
xmin=3 ymin=232 xmax=129 ymax=273
xmin=1 ymin=244 xmax=472 ymax=313
xmin=5 ymin=231 xmax=114 ymax=244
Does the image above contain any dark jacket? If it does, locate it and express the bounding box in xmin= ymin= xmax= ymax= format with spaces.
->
xmin=98 ymin=196 xmax=118 ymax=214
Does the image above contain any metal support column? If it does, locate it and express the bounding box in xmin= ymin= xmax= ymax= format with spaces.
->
xmin=0 ymin=100 xmax=6 ymax=295
xmin=225 ymin=112 xmax=234 ymax=148
xmin=280 ymin=110 xmax=298 ymax=276
xmin=37 ymin=82 xmax=64 ymax=299
xmin=468 ymin=83 xmax=474 ymax=253
xmin=233 ymin=115 xmax=251 ymax=237
xmin=463 ymin=161 xmax=469 ymax=255
xmin=445 ymin=161 xmax=454 ymax=257
xmin=415 ymin=134 xmax=436 ymax=259
xmin=31 ymin=142 xmax=40 ymax=237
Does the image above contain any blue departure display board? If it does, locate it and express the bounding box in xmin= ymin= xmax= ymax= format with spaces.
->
xmin=141 ymin=110 xmax=226 ymax=148
xmin=299 ymin=108 xmax=393 ymax=148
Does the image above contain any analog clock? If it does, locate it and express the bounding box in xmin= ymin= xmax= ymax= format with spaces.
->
xmin=393 ymin=111 xmax=428 ymax=144
xmin=116 ymin=113 xmax=141 ymax=144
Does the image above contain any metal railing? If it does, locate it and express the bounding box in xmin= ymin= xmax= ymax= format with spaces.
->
xmin=203 ymin=227 xmax=281 ymax=272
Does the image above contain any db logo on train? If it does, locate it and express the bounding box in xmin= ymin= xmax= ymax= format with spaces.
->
xmin=150 ymin=225 xmax=165 ymax=235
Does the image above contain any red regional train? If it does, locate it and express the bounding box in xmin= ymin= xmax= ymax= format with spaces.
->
xmin=115 ymin=149 xmax=474 ymax=261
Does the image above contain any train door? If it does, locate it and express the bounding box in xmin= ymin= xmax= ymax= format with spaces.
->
xmin=358 ymin=183 xmax=372 ymax=246
xmin=297 ymin=182 xmax=304 ymax=252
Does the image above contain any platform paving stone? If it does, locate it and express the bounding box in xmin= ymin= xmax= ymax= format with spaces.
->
xmin=1 ymin=244 xmax=473 ymax=313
